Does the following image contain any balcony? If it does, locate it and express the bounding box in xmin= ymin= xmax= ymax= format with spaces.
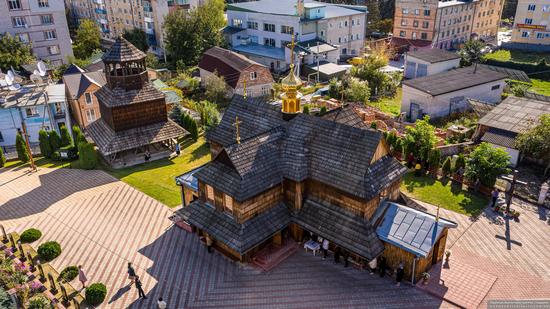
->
xmin=93 ymin=0 xmax=103 ymax=4
xmin=95 ymin=8 xmax=107 ymax=14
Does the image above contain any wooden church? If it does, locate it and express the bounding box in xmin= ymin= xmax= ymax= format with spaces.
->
xmin=85 ymin=37 xmax=186 ymax=168
xmin=176 ymin=49 xmax=456 ymax=282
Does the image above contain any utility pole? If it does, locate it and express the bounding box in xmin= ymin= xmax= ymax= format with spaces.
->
xmin=316 ymin=41 xmax=320 ymax=83
xmin=21 ymin=121 xmax=36 ymax=172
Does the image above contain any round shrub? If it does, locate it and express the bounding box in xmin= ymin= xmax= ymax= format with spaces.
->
xmin=58 ymin=266 xmax=78 ymax=282
xmin=37 ymin=241 xmax=62 ymax=262
xmin=20 ymin=228 xmax=42 ymax=243
xmin=85 ymin=283 xmax=107 ymax=306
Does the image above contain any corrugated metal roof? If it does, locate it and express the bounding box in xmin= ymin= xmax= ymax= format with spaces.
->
xmin=376 ymin=202 xmax=457 ymax=258
xmin=478 ymin=96 xmax=550 ymax=134
xmin=481 ymin=127 xmax=518 ymax=149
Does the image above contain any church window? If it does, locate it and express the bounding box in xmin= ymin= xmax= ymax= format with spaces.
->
xmin=206 ymin=185 xmax=214 ymax=203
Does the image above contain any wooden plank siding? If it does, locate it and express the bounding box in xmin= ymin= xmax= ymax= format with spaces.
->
xmin=371 ymin=139 xmax=390 ymax=163
xmin=235 ymin=185 xmax=284 ymax=224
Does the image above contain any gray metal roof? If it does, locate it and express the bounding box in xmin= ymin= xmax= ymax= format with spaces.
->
xmin=478 ymin=96 xmax=550 ymax=134
xmin=478 ymin=64 xmax=531 ymax=83
xmin=406 ymin=49 xmax=460 ymax=64
xmin=480 ymin=127 xmax=518 ymax=149
xmin=376 ymin=202 xmax=457 ymax=258
xmin=402 ymin=66 xmax=508 ymax=96
xmin=227 ymin=0 xmax=364 ymax=18
xmin=467 ymin=98 xmax=496 ymax=118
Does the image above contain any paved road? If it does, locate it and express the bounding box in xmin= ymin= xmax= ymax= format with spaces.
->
xmin=1 ymin=167 xmax=447 ymax=308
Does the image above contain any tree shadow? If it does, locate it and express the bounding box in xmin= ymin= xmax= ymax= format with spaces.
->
xmin=402 ymin=173 xmax=436 ymax=193
xmin=0 ymin=168 xmax=117 ymax=221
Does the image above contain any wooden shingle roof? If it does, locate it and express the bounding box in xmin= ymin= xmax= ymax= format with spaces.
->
xmin=102 ymin=37 xmax=147 ymax=63
xmin=95 ymin=82 xmax=165 ymax=107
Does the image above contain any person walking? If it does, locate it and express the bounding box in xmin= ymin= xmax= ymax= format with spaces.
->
xmin=368 ymin=257 xmax=377 ymax=275
xmin=128 ymin=262 xmax=136 ymax=285
xmin=175 ymin=143 xmax=181 ymax=156
xmin=395 ymin=263 xmax=404 ymax=286
xmin=205 ymin=234 xmax=213 ymax=253
xmin=78 ymin=265 xmax=87 ymax=289
xmin=342 ymin=250 xmax=349 ymax=268
xmin=157 ymin=297 xmax=167 ymax=309
xmin=379 ymin=257 xmax=386 ymax=277
xmin=135 ymin=276 xmax=147 ymax=299
xmin=333 ymin=246 xmax=341 ymax=264
xmin=322 ymin=238 xmax=329 ymax=260
xmin=491 ymin=188 xmax=500 ymax=208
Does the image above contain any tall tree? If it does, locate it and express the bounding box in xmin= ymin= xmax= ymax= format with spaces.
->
xmin=366 ymin=0 xmax=381 ymax=33
xmin=38 ymin=130 xmax=53 ymax=158
xmin=164 ymin=0 xmax=225 ymax=67
xmin=0 ymin=33 xmax=34 ymax=71
xmin=502 ymin=0 xmax=518 ymax=19
xmin=465 ymin=142 xmax=510 ymax=187
xmin=123 ymin=28 xmax=149 ymax=52
xmin=515 ymin=114 xmax=550 ymax=175
xmin=402 ymin=116 xmax=437 ymax=162
xmin=458 ymin=39 xmax=485 ymax=67
xmin=15 ymin=132 xmax=30 ymax=163
xmin=49 ymin=130 xmax=62 ymax=151
xmin=60 ymin=125 xmax=72 ymax=147
xmin=73 ymin=19 xmax=101 ymax=59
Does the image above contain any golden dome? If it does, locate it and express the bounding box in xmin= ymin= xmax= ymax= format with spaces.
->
xmin=281 ymin=64 xmax=302 ymax=89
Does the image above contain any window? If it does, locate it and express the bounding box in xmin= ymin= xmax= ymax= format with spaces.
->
xmin=281 ymin=25 xmax=294 ymax=34
xmin=12 ymin=17 xmax=26 ymax=28
xmin=44 ymin=30 xmax=56 ymax=40
xmin=399 ymin=30 xmax=406 ymax=37
xmin=402 ymin=8 xmax=408 ymax=14
xmin=521 ymin=31 xmax=529 ymax=38
xmin=38 ymin=0 xmax=48 ymax=7
xmin=41 ymin=15 xmax=53 ymax=24
xmin=250 ymin=71 xmax=257 ymax=80
xmin=352 ymin=19 xmax=355 ymax=26
xmin=47 ymin=45 xmax=59 ymax=55
xmin=263 ymin=23 xmax=275 ymax=32
xmin=412 ymin=32 xmax=417 ymax=39
xmin=86 ymin=109 xmax=96 ymax=122
xmin=338 ymin=37 xmax=341 ymax=43
xmin=25 ymin=107 xmax=38 ymax=117
xmin=223 ymin=194 xmax=233 ymax=214
xmin=543 ymin=5 xmax=550 ymax=12
xmin=344 ymin=21 xmax=348 ymax=27
xmin=320 ymin=30 xmax=325 ymax=37
xmin=247 ymin=21 xmax=258 ymax=30
xmin=264 ymin=38 xmax=275 ymax=47
xmin=414 ymin=9 xmax=419 ymax=15
xmin=232 ymin=19 xmax=243 ymax=28
xmin=8 ymin=0 xmax=21 ymax=10
xmin=422 ymin=21 xmax=429 ymax=28
xmin=537 ymin=32 xmax=544 ymax=39
xmin=206 ymin=184 xmax=214 ymax=203
xmin=527 ymin=4 xmax=535 ymax=11
xmin=525 ymin=18 xmax=533 ymax=25
xmin=421 ymin=32 xmax=427 ymax=40
xmin=401 ymin=19 xmax=408 ymax=26
xmin=491 ymin=85 xmax=500 ymax=90
xmin=18 ymin=33 xmax=29 ymax=43
xmin=424 ymin=9 xmax=430 ymax=16
xmin=413 ymin=20 xmax=418 ymax=27
xmin=85 ymin=93 xmax=93 ymax=105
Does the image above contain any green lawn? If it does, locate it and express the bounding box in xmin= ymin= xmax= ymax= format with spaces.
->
xmin=368 ymin=88 xmax=402 ymax=116
xmin=401 ymin=172 xmax=488 ymax=217
xmin=529 ymin=79 xmax=550 ymax=96
xmin=4 ymin=137 xmax=211 ymax=208
xmin=484 ymin=49 xmax=550 ymax=64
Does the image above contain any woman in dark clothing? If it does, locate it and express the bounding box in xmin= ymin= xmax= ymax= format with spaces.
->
xmin=342 ymin=250 xmax=349 ymax=268
xmin=128 ymin=262 xmax=136 ymax=285
xmin=378 ymin=257 xmax=386 ymax=277
xmin=135 ymin=276 xmax=147 ymax=299
xmin=334 ymin=246 xmax=341 ymax=264
xmin=395 ymin=263 xmax=405 ymax=286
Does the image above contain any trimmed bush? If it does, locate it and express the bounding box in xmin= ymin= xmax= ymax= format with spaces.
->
xmin=60 ymin=125 xmax=72 ymax=147
xmin=85 ymin=283 xmax=107 ymax=306
xmin=37 ymin=241 xmax=62 ymax=262
xmin=72 ymin=125 xmax=86 ymax=145
xmin=48 ymin=131 xmax=61 ymax=151
xmin=58 ymin=266 xmax=78 ymax=282
xmin=78 ymin=142 xmax=98 ymax=170
xmin=16 ymin=132 xmax=30 ymax=163
xmin=28 ymin=295 xmax=52 ymax=309
xmin=38 ymin=130 xmax=53 ymax=158
xmin=20 ymin=228 xmax=42 ymax=243
xmin=0 ymin=147 xmax=5 ymax=167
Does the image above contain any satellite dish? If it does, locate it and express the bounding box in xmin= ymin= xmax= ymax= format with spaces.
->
xmin=5 ymin=71 xmax=15 ymax=86
xmin=37 ymin=61 xmax=47 ymax=76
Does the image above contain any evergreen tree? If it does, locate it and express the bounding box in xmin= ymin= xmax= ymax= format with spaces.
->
xmin=170 ymin=104 xmax=184 ymax=126
xmin=16 ymin=132 xmax=30 ymax=163
xmin=442 ymin=157 xmax=452 ymax=177
xmin=49 ymin=130 xmax=62 ymax=151
xmin=38 ymin=130 xmax=53 ymax=158
xmin=302 ymin=105 xmax=310 ymax=115
xmin=454 ymin=153 xmax=466 ymax=172
xmin=188 ymin=117 xmax=199 ymax=141
xmin=428 ymin=149 xmax=441 ymax=175
xmin=78 ymin=142 xmax=98 ymax=170
xmin=72 ymin=125 xmax=86 ymax=145
xmin=0 ymin=147 xmax=6 ymax=167
xmin=60 ymin=125 xmax=72 ymax=147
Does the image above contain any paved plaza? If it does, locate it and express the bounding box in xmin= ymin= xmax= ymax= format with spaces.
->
xmin=1 ymin=167 xmax=448 ymax=308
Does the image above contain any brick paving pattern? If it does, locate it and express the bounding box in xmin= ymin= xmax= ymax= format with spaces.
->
xmin=0 ymin=167 xmax=449 ymax=308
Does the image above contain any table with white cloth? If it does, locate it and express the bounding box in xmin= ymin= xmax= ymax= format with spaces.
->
xmin=304 ymin=240 xmax=321 ymax=256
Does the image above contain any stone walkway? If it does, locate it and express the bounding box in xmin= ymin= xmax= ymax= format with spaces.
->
xmin=421 ymin=199 xmax=550 ymax=308
xmin=0 ymin=167 xmax=448 ymax=308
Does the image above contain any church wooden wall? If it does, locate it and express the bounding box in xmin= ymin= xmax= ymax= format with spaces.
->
xmin=110 ymin=99 xmax=167 ymax=131
xmin=371 ymin=140 xmax=390 ymax=163
xmin=234 ymin=185 xmax=283 ymax=224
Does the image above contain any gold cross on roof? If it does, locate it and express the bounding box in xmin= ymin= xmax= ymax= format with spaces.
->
xmin=233 ymin=116 xmax=242 ymax=144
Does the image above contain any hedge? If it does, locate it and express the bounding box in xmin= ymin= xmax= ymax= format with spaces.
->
xmin=20 ymin=228 xmax=42 ymax=243
xmin=85 ymin=283 xmax=107 ymax=306
xmin=60 ymin=126 xmax=72 ymax=147
xmin=37 ymin=241 xmax=62 ymax=262
xmin=78 ymin=142 xmax=98 ymax=170
xmin=59 ymin=266 xmax=78 ymax=282
xmin=39 ymin=130 xmax=53 ymax=158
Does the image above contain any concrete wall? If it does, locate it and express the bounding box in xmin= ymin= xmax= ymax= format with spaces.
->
xmin=322 ymin=14 xmax=366 ymax=56
xmin=433 ymin=2 xmax=474 ymax=50
xmin=511 ymin=0 xmax=550 ymax=45
xmin=401 ymin=79 xmax=505 ymax=119
xmin=227 ymin=11 xmax=300 ymax=49
xmin=404 ymin=54 xmax=460 ymax=79
xmin=67 ymin=83 xmax=102 ymax=128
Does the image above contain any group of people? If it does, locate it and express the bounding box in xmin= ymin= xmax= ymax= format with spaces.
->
xmin=128 ymin=262 xmax=168 ymax=308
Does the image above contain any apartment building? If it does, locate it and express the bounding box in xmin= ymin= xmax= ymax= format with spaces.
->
xmin=393 ymin=0 xmax=503 ymax=51
xmin=1 ymin=0 xmax=73 ymax=65
xmin=511 ymin=0 xmax=550 ymax=46
xmin=224 ymin=0 xmax=367 ymax=72
xmin=66 ymin=0 xmax=202 ymax=56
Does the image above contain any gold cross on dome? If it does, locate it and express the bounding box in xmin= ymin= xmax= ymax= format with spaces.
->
xmin=233 ymin=116 xmax=242 ymax=144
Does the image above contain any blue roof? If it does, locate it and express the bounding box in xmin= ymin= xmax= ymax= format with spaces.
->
xmin=376 ymin=202 xmax=457 ymax=258
xmin=227 ymin=0 xmax=364 ymax=18
xmin=175 ymin=166 xmax=206 ymax=190
xmin=232 ymin=44 xmax=286 ymax=60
